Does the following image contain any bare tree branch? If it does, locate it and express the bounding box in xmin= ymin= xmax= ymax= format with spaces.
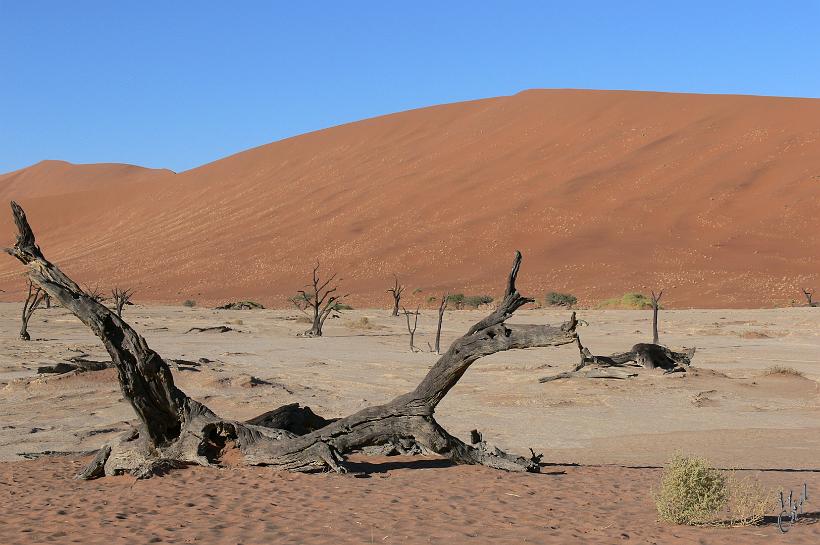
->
xmin=111 ymin=287 xmax=134 ymax=318
xmin=296 ymin=261 xmax=349 ymax=337
xmin=402 ymin=305 xmax=420 ymax=351
xmin=387 ymin=275 xmax=406 ymax=317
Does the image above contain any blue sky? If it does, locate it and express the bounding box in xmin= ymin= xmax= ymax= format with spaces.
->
xmin=1 ymin=1 xmax=818 ymax=173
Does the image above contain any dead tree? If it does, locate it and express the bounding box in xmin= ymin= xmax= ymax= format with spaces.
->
xmin=651 ymin=289 xmax=664 ymax=345
xmin=802 ymin=288 xmax=817 ymax=307
xmin=294 ymin=261 xmax=349 ymax=337
xmin=111 ymin=287 xmax=134 ymax=318
xmin=387 ymin=275 xmax=406 ymax=317
xmin=434 ymin=292 xmax=448 ymax=354
xmin=402 ymin=305 xmax=420 ymax=352
xmin=5 ymin=202 xmax=578 ymax=479
xmin=85 ymin=284 xmax=104 ymax=303
xmin=20 ymin=279 xmax=47 ymax=340
xmin=539 ymin=334 xmax=695 ymax=382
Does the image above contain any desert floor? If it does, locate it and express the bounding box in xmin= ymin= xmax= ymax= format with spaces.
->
xmin=1 ymin=303 xmax=819 ymax=543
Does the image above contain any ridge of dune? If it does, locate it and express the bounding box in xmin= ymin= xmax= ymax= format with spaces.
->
xmin=0 ymin=160 xmax=175 ymax=200
xmin=0 ymin=89 xmax=818 ymax=308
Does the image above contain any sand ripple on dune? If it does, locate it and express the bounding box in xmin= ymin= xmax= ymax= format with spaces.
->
xmin=0 ymin=90 xmax=818 ymax=308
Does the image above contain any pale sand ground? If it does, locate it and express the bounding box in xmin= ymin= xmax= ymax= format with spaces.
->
xmin=2 ymin=455 xmax=819 ymax=545
xmin=1 ymin=304 xmax=819 ymax=543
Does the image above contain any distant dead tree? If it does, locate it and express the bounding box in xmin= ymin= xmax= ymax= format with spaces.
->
xmin=111 ymin=288 xmax=134 ymax=318
xmin=402 ymin=305 xmax=420 ymax=352
xmin=20 ymin=279 xmax=47 ymax=340
xmin=387 ymin=275 xmax=406 ymax=317
xmin=650 ymin=289 xmax=664 ymax=345
xmin=85 ymin=284 xmax=104 ymax=303
xmin=293 ymin=261 xmax=349 ymax=337
xmin=802 ymin=288 xmax=817 ymax=307
xmin=434 ymin=292 xmax=449 ymax=354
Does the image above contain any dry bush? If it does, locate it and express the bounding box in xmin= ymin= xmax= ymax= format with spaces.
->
xmin=657 ymin=454 xmax=772 ymax=526
xmin=723 ymin=472 xmax=771 ymax=526
xmin=762 ymin=365 xmax=804 ymax=377
xmin=656 ymin=454 xmax=728 ymax=525
xmin=598 ymin=292 xmax=654 ymax=310
xmin=345 ymin=316 xmax=383 ymax=330
xmin=294 ymin=315 xmax=313 ymax=324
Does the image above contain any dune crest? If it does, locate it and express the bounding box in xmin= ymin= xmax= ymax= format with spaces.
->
xmin=0 ymin=89 xmax=818 ymax=307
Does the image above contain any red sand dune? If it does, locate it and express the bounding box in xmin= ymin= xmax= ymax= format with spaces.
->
xmin=0 ymin=89 xmax=818 ymax=308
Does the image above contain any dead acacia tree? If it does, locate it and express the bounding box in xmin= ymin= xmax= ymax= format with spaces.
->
xmin=111 ymin=287 xmax=134 ymax=318
xmin=802 ymin=288 xmax=817 ymax=307
xmin=402 ymin=305 xmax=420 ymax=352
xmin=650 ymin=289 xmax=664 ymax=345
xmin=5 ymin=201 xmax=578 ymax=479
xmin=387 ymin=275 xmax=406 ymax=317
xmin=85 ymin=284 xmax=104 ymax=303
xmin=434 ymin=292 xmax=448 ymax=354
xmin=20 ymin=279 xmax=47 ymax=340
xmin=293 ymin=261 xmax=349 ymax=337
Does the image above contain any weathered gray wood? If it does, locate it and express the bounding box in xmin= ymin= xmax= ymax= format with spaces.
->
xmin=37 ymin=354 xmax=111 ymax=374
xmin=539 ymin=334 xmax=695 ymax=382
xmin=245 ymin=403 xmax=336 ymax=435
xmin=402 ymin=305 xmax=420 ymax=352
xmin=6 ymin=202 xmax=578 ymax=479
xmin=434 ymin=292 xmax=448 ymax=354
xmin=19 ymin=279 xmax=46 ymax=340
xmin=5 ymin=201 xmax=201 ymax=447
xmin=185 ymin=325 xmax=236 ymax=334
xmin=651 ymin=289 xmax=663 ymax=344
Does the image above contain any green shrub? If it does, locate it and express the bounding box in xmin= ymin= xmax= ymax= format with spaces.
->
xmin=546 ymin=291 xmax=577 ymax=307
xmin=598 ymin=292 xmax=654 ymax=309
xmin=333 ymin=302 xmax=353 ymax=311
xmin=182 ymin=299 xmax=196 ymax=308
xmin=444 ymin=293 xmax=492 ymax=309
xmin=656 ymin=454 xmax=727 ymax=525
xmin=463 ymin=295 xmax=493 ymax=308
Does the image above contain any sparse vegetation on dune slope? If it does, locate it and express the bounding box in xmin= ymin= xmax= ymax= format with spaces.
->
xmin=598 ymin=292 xmax=655 ymax=310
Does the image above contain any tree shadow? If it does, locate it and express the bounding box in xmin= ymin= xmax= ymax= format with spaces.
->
xmin=761 ymin=511 xmax=820 ymax=527
xmin=344 ymin=458 xmax=569 ymax=476
xmin=344 ymin=458 xmax=454 ymax=474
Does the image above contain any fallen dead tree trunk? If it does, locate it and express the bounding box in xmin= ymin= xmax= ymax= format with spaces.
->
xmin=5 ymin=201 xmax=578 ymax=479
xmin=539 ymin=335 xmax=694 ymax=383
xmin=37 ymin=354 xmax=112 ymax=374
